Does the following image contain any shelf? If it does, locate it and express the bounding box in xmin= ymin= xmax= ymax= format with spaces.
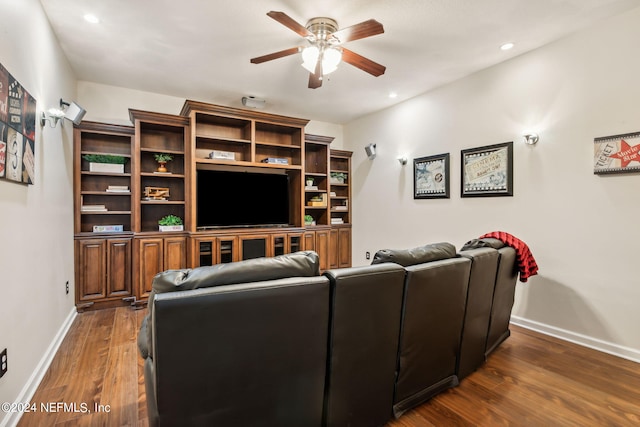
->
xmin=140 ymin=200 xmax=185 ymax=205
xmin=81 ymin=211 xmax=132 ymax=215
xmin=255 ymin=141 xmax=302 ymax=150
xmin=195 ymin=134 xmax=251 ymax=145
xmin=140 ymin=172 xmax=185 ymax=178
xmin=305 ymin=172 xmax=326 ymax=177
xmin=81 ymin=191 xmax=131 ymax=196
xmin=81 ymin=171 xmax=131 ymax=177
xmin=140 ymin=147 xmax=185 ymax=155
xmin=81 ymin=150 xmax=132 ymax=158
xmin=195 ymin=158 xmax=253 ymax=167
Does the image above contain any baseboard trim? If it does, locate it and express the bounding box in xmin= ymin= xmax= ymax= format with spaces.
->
xmin=1 ymin=307 xmax=77 ymax=427
xmin=510 ymin=315 xmax=640 ymax=364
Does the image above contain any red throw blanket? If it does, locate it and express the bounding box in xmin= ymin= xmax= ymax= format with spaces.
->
xmin=480 ymin=231 xmax=539 ymax=282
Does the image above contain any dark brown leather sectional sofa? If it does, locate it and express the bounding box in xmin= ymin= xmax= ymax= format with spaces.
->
xmin=138 ymin=240 xmax=518 ymax=426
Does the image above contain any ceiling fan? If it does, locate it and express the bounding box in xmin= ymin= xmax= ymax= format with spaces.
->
xmin=250 ymin=11 xmax=386 ymax=89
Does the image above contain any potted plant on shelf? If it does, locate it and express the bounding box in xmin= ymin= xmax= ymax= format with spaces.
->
xmin=306 ymin=177 xmax=314 ymax=187
xmin=82 ymin=154 xmax=128 ymax=173
xmin=158 ymin=214 xmax=183 ymax=232
xmin=330 ymin=172 xmax=346 ymax=184
xmin=304 ymin=214 xmax=315 ymax=226
xmin=154 ymin=153 xmax=173 ymax=173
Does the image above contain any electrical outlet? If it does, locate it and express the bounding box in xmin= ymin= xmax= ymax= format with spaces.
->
xmin=1 ymin=348 xmax=7 ymax=378
xmin=365 ymin=251 xmax=371 ymax=260
xmin=66 ymin=281 xmax=69 ymax=295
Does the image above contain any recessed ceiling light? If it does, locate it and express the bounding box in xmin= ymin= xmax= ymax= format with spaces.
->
xmin=84 ymin=13 xmax=100 ymax=24
xmin=500 ymin=42 xmax=514 ymax=51
xmin=389 ymin=91 xmax=398 ymax=99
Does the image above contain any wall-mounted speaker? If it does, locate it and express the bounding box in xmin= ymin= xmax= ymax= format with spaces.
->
xmin=365 ymin=143 xmax=377 ymax=159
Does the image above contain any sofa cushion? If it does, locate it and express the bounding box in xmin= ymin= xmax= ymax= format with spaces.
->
xmin=371 ymin=242 xmax=457 ymax=267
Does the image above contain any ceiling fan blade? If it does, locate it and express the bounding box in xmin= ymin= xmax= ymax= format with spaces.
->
xmin=331 ymin=19 xmax=384 ymax=44
xmin=308 ymin=55 xmax=323 ymax=89
xmin=308 ymin=72 xmax=322 ymax=89
xmin=250 ymin=47 xmax=301 ymax=64
xmin=342 ymin=48 xmax=386 ymax=77
xmin=267 ymin=11 xmax=312 ymax=38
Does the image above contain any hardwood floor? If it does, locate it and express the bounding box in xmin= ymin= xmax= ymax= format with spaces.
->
xmin=16 ymin=307 xmax=640 ymax=426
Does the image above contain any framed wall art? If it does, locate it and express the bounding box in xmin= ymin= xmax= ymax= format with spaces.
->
xmin=593 ymin=131 xmax=640 ymax=174
xmin=0 ymin=61 xmax=36 ymax=185
xmin=414 ymin=153 xmax=450 ymax=199
xmin=461 ymin=141 xmax=513 ymax=197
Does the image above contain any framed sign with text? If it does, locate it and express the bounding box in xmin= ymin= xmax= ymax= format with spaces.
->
xmin=593 ymin=131 xmax=640 ymax=174
xmin=461 ymin=141 xmax=513 ymax=197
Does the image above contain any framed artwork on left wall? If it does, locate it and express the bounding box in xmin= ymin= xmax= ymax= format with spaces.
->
xmin=414 ymin=153 xmax=450 ymax=199
xmin=0 ymin=61 xmax=36 ymax=185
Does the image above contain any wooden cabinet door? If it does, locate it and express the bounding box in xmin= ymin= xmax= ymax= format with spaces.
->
xmin=164 ymin=237 xmax=187 ymax=270
xmin=329 ymin=228 xmax=339 ymax=269
xmin=338 ymin=227 xmax=352 ymax=268
xmin=106 ymin=238 xmax=132 ymax=298
xmin=303 ymin=232 xmax=316 ymax=251
xmin=239 ymin=235 xmax=268 ymax=260
xmin=76 ymin=239 xmax=107 ymax=302
xmin=315 ymin=229 xmax=330 ymax=271
xmin=288 ymin=233 xmax=303 ymax=254
xmin=137 ymin=238 xmax=163 ymax=300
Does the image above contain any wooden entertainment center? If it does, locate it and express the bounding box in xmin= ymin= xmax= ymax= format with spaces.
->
xmin=73 ymin=100 xmax=352 ymax=311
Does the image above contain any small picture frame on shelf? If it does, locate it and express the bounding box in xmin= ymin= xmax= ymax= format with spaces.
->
xmin=461 ymin=141 xmax=513 ymax=197
xmin=414 ymin=153 xmax=450 ymax=199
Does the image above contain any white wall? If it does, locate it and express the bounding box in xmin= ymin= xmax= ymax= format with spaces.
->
xmin=345 ymin=7 xmax=640 ymax=360
xmin=78 ymin=81 xmax=345 ymax=147
xmin=0 ymin=0 xmax=77 ymax=423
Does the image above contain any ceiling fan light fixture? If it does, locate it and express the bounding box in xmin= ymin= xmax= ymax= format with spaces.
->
xmin=323 ymin=47 xmax=342 ymax=74
xmin=301 ymin=45 xmax=342 ymax=75
xmin=301 ymin=46 xmax=320 ymax=72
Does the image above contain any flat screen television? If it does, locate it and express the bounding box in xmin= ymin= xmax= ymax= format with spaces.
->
xmin=197 ymin=169 xmax=290 ymax=229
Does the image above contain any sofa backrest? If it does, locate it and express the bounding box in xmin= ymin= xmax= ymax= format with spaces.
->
xmin=140 ymin=251 xmax=320 ymax=361
xmin=322 ymin=263 xmax=406 ymax=427
xmin=485 ymin=246 xmax=518 ymax=356
xmin=149 ymin=275 xmax=330 ymax=427
xmin=457 ymin=247 xmax=500 ymax=379
xmin=371 ymin=242 xmax=457 ymax=267
xmin=393 ymin=256 xmax=471 ymax=418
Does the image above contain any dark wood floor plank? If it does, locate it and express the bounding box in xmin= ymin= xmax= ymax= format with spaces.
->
xmin=16 ymin=311 xmax=640 ymax=427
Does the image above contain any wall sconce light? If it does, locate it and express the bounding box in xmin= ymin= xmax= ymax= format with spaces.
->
xmin=523 ymin=132 xmax=539 ymax=145
xmin=364 ymin=143 xmax=377 ymax=160
xmin=40 ymin=98 xmax=87 ymax=128
xmin=397 ymin=156 xmax=408 ymax=165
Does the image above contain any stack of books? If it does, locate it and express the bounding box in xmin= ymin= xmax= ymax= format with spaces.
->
xmin=81 ymin=204 xmax=107 ymax=212
xmin=307 ymin=193 xmax=327 ymax=207
xmin=93 ymin=225 xmax=124 ymax=233
xmin=331 ymin=218 xmax=344 ymax=225
xmin=106 ymin=185 xmax=130 ymax=193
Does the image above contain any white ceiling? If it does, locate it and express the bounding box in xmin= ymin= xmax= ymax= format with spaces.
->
xmin=40 ymin=0 xmax=640 ymax=124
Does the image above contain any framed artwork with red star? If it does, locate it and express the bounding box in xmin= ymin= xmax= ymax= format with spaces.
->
xmin=594 ymin=131 xmax=640 ymax=174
